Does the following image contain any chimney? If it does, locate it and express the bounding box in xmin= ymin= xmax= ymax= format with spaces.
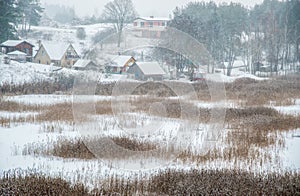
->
xmin=37 ymin=40 xmax=42 ymax=49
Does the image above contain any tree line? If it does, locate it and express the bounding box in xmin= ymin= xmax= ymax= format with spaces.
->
xmin=164 ymin=0 xmax=300 ymax=76
xmin=0 ymin=0 xmax=43 ymax=43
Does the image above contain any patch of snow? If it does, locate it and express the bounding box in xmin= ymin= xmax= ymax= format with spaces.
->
xmin=270 ymin=99 xmax=300 ymax=116
xmin=0 ymin=111 xmax=39 ymax=119
xmin=207 ymin=73 xmax=268 ymax=83
xmin=0 ymin=58 xmax=78 ymax=85
xmin=195 ymin=100 xmax=237 ymax=109
xmin=281 ymin=130 xmax=300 ymax=170
xmin=4 ymin=95 xmax=112 ymax=106
xmin=273 ymin=105 xmax=300 ymax=116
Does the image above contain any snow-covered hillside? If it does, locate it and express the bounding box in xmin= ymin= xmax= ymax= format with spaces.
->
xmin=26 ymin=23 xmax=112 ymax=56
xmin=0 ymin=57 xmax=77 ymax=85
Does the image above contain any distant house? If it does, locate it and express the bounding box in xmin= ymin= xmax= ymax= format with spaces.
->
xmin=0 ymin=40 xmax=34 ymax=61
xmin=105 ymin=55 xmax=136 ymax=74
xmin=127 ymin=62 xmax=166 ymax=81
xmin=34 ymin=42 xmax=80 ymax=68
xmin=7 ymin=50 xmax=27 ymax=63
xmin=73 ymin=59 xmax=98 ymax=71
xmin=133 ymin=16 xmax=170 ymax=38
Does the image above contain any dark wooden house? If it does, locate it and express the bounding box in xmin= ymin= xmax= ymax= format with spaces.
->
xmin=0 ymin=40 xmax=34 ymax=61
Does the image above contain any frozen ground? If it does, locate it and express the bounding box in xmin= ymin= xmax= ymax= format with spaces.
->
xmin=0 ymin=94 xmax=299 ymax=189
xmin=4 ymin=94 xmax=112 ymax=106
xmin=281 ymin=130 xmax=300 ymax=170
xmin=0 ymin=120 xmax=299 ymax=188
xmin=272 ymin=99 xmax=300 ymax=116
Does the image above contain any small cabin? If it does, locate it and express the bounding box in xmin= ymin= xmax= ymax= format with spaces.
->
xmin=7 ymin=50 xmax=27 ymax=63
xmin=73 ymin=59 xmax=98 ymax=71
xmin=127 ymin=62 xmax=166 ymax=81
xmin=105 ymin=55 xmax=136 ymax=74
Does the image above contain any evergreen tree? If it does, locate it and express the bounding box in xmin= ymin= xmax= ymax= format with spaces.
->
xmin=18 ymin=0 xmax=43 ymax=36
xmin=0 ymin=0 xmax=19 ymax=42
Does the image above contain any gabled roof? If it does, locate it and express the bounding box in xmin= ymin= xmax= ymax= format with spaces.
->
xmin=41 ymin=42 xmax=71 ymax=60
xmin=136 ymin=17 xmax=170 ymax=21
xmin=7 ymin=50 xmax=27 ymax=55
xmin=136 ymin=62 xmax=166 ymax=75
xmin=73 ymin=59 xmax=94 ymax=68
xmin=108 ymin=55 xmax=135 ymax=68
xmin=0 ymin=40 xmax=34 ymax=47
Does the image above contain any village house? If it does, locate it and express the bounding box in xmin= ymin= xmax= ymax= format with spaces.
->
xmin=127 ymin=62 xmax=166 ymax=81
xmin=73 ymin=59 xmax=98 ymax=71
xmin=0 ymin=40 xmax=34 ymax=61
xmin=133 ymin=16 xmax=170 ymax=38
xmin=34 ymin=42 xmax=80 ymax=68
xmin=105 ymin=55 xmax=136 ymax=74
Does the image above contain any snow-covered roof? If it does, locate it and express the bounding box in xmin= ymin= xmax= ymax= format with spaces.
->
xmin=73 ymin=59 xmax=93 ymax=68
xmin=108 ymin=55 xmax=135 ymax=68
xmin=7 ymin=50 xmax=27 ymax=56
xmin=136 ymin=62 xmax=166 ymax=75
xmin=223 ymin=60 xmax=247 ymax=68
xmin=135 ymin=17 xmax=170 ymax=21
xmin=0 ymin=40 xmax=34 ymax=47
xmin=42 ymin=42 xmax=70 ymax=60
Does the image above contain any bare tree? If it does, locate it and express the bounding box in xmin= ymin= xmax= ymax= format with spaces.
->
xmin=102 ymin=0 xmax=137 ymax=47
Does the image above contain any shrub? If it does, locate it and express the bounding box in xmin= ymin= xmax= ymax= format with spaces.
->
xmin=76 ymin=27 xmax=86 ymax=40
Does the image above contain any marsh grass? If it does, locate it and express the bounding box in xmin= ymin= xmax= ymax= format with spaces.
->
xmin=0 ymin=171 xmax=89 ymax=195
xmin=111 ymin=136 xmax=157 ymax=151
xmin=18 ymin=103 xmax=300 ymax=164
xmin=178 ymin=107 xmax=297 ymax=164
xmin=1 ymin=169 xmax=299 ymax=195
xmin=37 ymin=103 xmax=74 ymax=122
xmin=51 ymin=139 xmax=96 ymax=159
xmin=0 ymin=100 xmax=40 ymax=112
xmin=149 ymin=169 xmax=300 ymax=195
xmin=2 ymin=76 xmax=300 ymax=167
xmin=23 ymin=136 xmax=159 ymax=160
xmin=225 ymin=76 xmax=300 ymax=106
xmin=0 ymin=116 xmax=36 ymax=128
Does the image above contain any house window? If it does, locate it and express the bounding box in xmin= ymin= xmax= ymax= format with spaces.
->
xmin=25 ymin=48 xmax=29 ymax=55
xmin=141 ymin=22 xmax=144 ymax=27
xmin=134 ymin=22 xmax=137 ymax=26
xmin=162 ymin=22 xmax=165 ymax=26
xmin=149 ymin=22 xmax=153 ymax=27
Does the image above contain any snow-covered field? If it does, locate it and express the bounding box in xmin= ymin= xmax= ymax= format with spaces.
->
xmin=0 ymin=58 xmax=76 ymax=85
xmin=1 ymin=92 xmax=300 ymax=188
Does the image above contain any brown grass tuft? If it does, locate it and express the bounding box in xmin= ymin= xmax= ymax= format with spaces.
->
xmin=0 ymin=100 xmax=40 ymax=112
xmin=0 ymin=172 xmax=89 ymax=195
xmin=51 ymin=139 xmax=96 ymax=159
xmin=111 ymin=136 xmax=157 ymax=151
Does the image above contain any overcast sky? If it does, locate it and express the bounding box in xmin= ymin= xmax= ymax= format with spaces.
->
xmin=40 ymin=0 xmax=264 ymax=18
